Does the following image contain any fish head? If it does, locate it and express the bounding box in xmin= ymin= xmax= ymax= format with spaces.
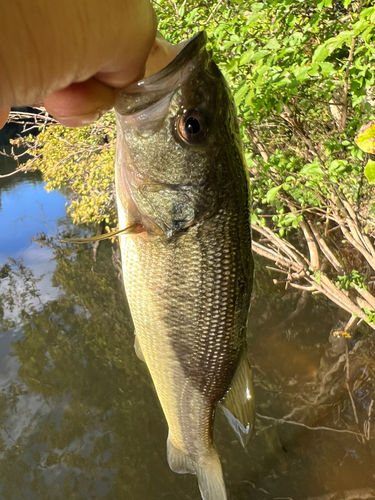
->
xmin=115 ymin=32 xmax=245 ymax=238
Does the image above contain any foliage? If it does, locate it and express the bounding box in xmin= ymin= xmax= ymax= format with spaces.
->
xmin=14 ymin=113 xmax=117 ymax=226
xmin=355 ymin=120 xmax=375 ymax=154
xmin=13 ymin=0 xmax=375 ymax=325
xmin=336 ymin=270 xmax=366 ymax=290
xmin=355 ymin=120 xmax=375 ymax=182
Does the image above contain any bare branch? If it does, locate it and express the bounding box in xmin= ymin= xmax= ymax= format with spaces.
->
xmin=339 ymin=38 xmax=356 ymax=132
xmin=340 ymin=198 xmax=374 ymax=253
xmin=298 ymin=216 xmax=320 ymax=269
xmin=352 ymin=284 xmax=375 ymax=311
xmin=207 ymin=0 xmax=224 ymax=24
xmin=280 ymin=104 xmax=320 ymax=159
xmin=332 ymin=203 xmax=375 ymax=271
xmin=251 ymin=241 xmax=303 ymax=272
xmin=246 ymin=126 xmax=269 ymax=162
xmin=256 ymin=412 xmax=365 ymax=437
xmin=307 ymin=219 xmax=344 ymax=273
xmin=306 ymin=273 xmax=375 ymax=329
xmin=252 ymin=223 xmax=308 ymax=267
xmin=288 ymin=282 xmax=316 ymax=291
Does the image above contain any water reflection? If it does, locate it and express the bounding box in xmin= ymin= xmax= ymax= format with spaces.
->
xmin=0 ymin=147 xmax=66 ymax=262
xmin=1 ymin=152 xmax=375 ymax=499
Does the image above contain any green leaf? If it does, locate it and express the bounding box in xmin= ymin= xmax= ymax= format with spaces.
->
xmin=251 ymin=49 xmax=270 ymax=61
xmin=352 ymin=19 xmax=370 ymax=36
xmin=293 ymin=66 xmax=310 ymax=81
xmin=364 ymin=159 xmax=375 ymax=184
xmin=264 ymin=38 xmax=281 ymax=50
xmin=245 ymin=88 xmax=255 ymax=106
xmin=283 ymin=213 xmax=297 ymax=225
xmin=355 ymin=121 xmax=375 ymax=154
xmin=300 ymin=163 xmax=323 ymax=176
xmin=308 ymin=63 xmax=320 ymax=76
xmin=251 ymin=3 xmax=266 ymax=12
xmin=319 ymin=62 xmax=334 ymax=76
xmin=312 ymin=44 xmax=330 ymax=63
xmin=246 ymin=12 xmax=262 ymax=25
xmin=266 ymin=185 xmax=283 ymax=203
xmin=234 ymin=83 xmax=250 ymax=105
xmin=240 ymin=49 xmax=253 ymax=65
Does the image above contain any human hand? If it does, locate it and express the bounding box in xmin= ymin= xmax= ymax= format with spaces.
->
xmin=0 ymin=0 xmax=160 ymax=130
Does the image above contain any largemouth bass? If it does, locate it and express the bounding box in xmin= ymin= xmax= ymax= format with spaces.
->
xmin=115 ymin=32 xmax=254 ymax=500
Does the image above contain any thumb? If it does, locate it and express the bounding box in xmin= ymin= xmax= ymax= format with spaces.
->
xmin=0 ymin=108 xmax=10 ymax=130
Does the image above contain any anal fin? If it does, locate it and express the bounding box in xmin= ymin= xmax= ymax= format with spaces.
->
xmin=219 ymin=350 xmax=255 ymax=447
xmin=167 ymin=435 xmax=195 ymax=474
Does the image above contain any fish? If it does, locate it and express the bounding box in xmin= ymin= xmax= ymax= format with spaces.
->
xmin=114 ymin=31 xmax=255 ymax=500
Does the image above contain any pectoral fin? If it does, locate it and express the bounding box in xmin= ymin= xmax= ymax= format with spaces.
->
xmin=136 ymin=185 xmax=196 ymax=238
xmin=134 ymin=334 xmax=146 ymax=363
xmin=219 ymin=351 xmax=255 ymax=447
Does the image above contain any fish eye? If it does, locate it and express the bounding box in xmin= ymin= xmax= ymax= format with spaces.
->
xmin=177 ymin=109 xmax=208 ymax=144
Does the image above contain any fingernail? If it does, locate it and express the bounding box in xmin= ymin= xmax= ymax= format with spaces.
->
xmin=55 ymin=111 xmax=101 ymax=127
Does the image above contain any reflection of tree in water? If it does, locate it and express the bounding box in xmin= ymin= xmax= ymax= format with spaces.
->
xmin=235 ymin=263 xmax=375 ymax=499
xmin=1 ymin=244 xmax=375 ymax=499
xmin=0 ymin=242 xmax=198 ymax=500
xmin=0 ymin=257 xmax=42 ymax=331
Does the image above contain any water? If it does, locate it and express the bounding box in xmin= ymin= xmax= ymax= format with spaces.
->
xmin=1 ymin=150 xmax=375 ymax=500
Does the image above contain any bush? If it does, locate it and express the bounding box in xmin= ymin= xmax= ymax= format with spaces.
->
xmin=15 ymin=0 xmax=375 ymax=327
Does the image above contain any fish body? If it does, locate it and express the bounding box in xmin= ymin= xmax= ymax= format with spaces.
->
xmin=115 ymin=32 xmax=254 ymax=500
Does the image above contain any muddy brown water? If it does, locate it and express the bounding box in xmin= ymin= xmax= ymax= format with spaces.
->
xmin=1 ymin=151 xmax=375 ymax=500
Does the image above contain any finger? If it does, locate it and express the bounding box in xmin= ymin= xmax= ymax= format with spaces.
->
xmin=96 ymin=34 xmax=181 ymax=89
xmin=95 ymin=64 xmax=147 ymax=89
xmin=143 ymin=33 xmax=182 ymax=79
xmin=94 ymin=6 xmax=157 ymax=88
xmin=0 ymin=107 xmax=10 ymax=130
xmin=44 ymin=78 xmax=115 ymax=127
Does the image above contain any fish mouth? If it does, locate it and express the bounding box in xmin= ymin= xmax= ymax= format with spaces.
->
xmin=115 ymin=31 xmax=208 ymax=116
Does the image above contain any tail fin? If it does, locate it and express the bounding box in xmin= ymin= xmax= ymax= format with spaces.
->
xmin=167 ymin=437 xmax=228 ymax=500
xmin=196 ymin=453 xmax=228 ymax=500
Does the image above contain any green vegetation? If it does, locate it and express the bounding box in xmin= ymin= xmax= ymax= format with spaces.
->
xmin=13 ymin=115 xmax=117 ymax=227
xmin=13 ymin=0 xmax=375 ymax=328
